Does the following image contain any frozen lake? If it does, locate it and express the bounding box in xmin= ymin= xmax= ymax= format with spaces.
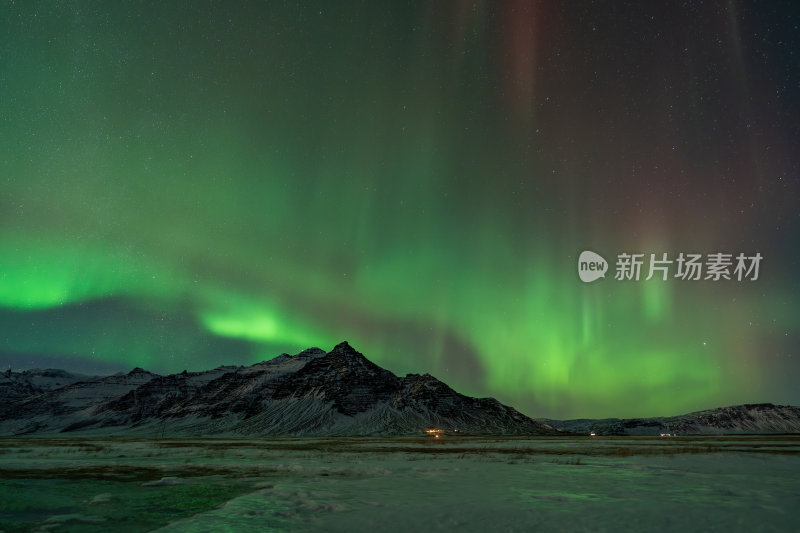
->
xmin=0 ymin=436 xmax=798 ymax=532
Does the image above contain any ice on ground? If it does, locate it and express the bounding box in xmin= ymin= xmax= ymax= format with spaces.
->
xmin=142 ymin=477 xmax=185 ymax=487
xmin=0 ymin=436 xmax=797 ymax=532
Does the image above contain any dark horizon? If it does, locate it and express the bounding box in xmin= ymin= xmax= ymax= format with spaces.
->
xmin=4 ymin=340 xmax=795 ymax=424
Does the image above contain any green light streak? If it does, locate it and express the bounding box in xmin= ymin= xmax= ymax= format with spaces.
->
xmin=197 ymin=289 xmax=335 ymax=352
xmin=0 ymin=235 xmax=181 ymax=309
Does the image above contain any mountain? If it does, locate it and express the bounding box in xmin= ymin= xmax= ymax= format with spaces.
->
xmin=0 ymin=368 xmax=97 ymax=401
xmin=0 ymin=368 xmax=160 ymax=435
xmin=0 ymin=342 xmax=561 ymax=437
xmin=540 ymin=403 xmax=800 ymax=436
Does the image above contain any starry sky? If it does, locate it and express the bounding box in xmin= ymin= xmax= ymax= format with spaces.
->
xmin=1 ymin=1 xmax=798 ymax=419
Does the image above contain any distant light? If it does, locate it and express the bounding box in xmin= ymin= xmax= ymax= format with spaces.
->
xmin=589 ymin=432 xmax=596 ymax=436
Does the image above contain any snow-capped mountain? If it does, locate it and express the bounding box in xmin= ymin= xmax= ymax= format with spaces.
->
xmin=0 ymin=367 xmax=160 ymax=435
xmin=540 ymin=403 xmax=800 ymax=436
xmin=0 ymin=368 xmax=97 ymax=401
xmin=0 ymin=342 xmax=560 ymax=437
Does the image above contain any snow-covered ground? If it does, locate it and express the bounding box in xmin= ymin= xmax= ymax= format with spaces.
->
xmin=0 ymin=436 xmax=797 ymax=532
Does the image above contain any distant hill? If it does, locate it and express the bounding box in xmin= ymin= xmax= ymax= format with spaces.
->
xmin=539 ymin=403 xmax=800 ymax=436
xmin=0 ymin=342 xmax=560 ymax=437
xmin=0 ymin=368 xmax=99 ymax=401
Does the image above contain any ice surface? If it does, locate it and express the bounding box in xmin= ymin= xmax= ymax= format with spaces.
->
xmin=0 ymin=436 xmax=797 ymax=532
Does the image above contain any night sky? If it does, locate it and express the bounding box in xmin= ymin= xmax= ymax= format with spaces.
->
xmin=2 ymin=1 xmax=798 ymax=418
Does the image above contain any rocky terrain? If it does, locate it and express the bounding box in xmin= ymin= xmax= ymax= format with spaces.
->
xmin=0 ymin=342 xmax=560 ymax=437
xmin=5 ymin=342 xmax=798 ymax=437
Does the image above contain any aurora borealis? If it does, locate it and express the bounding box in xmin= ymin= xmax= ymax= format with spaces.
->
xmin=1 ymin=1 xmax=798 ymax=419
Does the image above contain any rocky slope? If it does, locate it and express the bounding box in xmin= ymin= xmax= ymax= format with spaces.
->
xmin=0 ymin=342 xmax=560 ymax=437
xmin=0 ymin=368 xmax=97 ymax=401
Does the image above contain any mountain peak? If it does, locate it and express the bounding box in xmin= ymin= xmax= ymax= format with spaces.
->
xmin=329 ymin=341 xmax=359 ymax=356
xmin=0 ymin=343 xmax=563 ymax=437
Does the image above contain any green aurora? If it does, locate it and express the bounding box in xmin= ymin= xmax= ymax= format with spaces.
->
xmin=1 ymin=2 xmax=798 ymax=418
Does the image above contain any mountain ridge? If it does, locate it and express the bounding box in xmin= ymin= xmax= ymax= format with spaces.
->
xmin=0 ymin=341 xmax=561 ymax=437
xmin=3 ymin=342 xmax=798 ymax=437
xmin=539 ymin=403 xmax=800 ymax=435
